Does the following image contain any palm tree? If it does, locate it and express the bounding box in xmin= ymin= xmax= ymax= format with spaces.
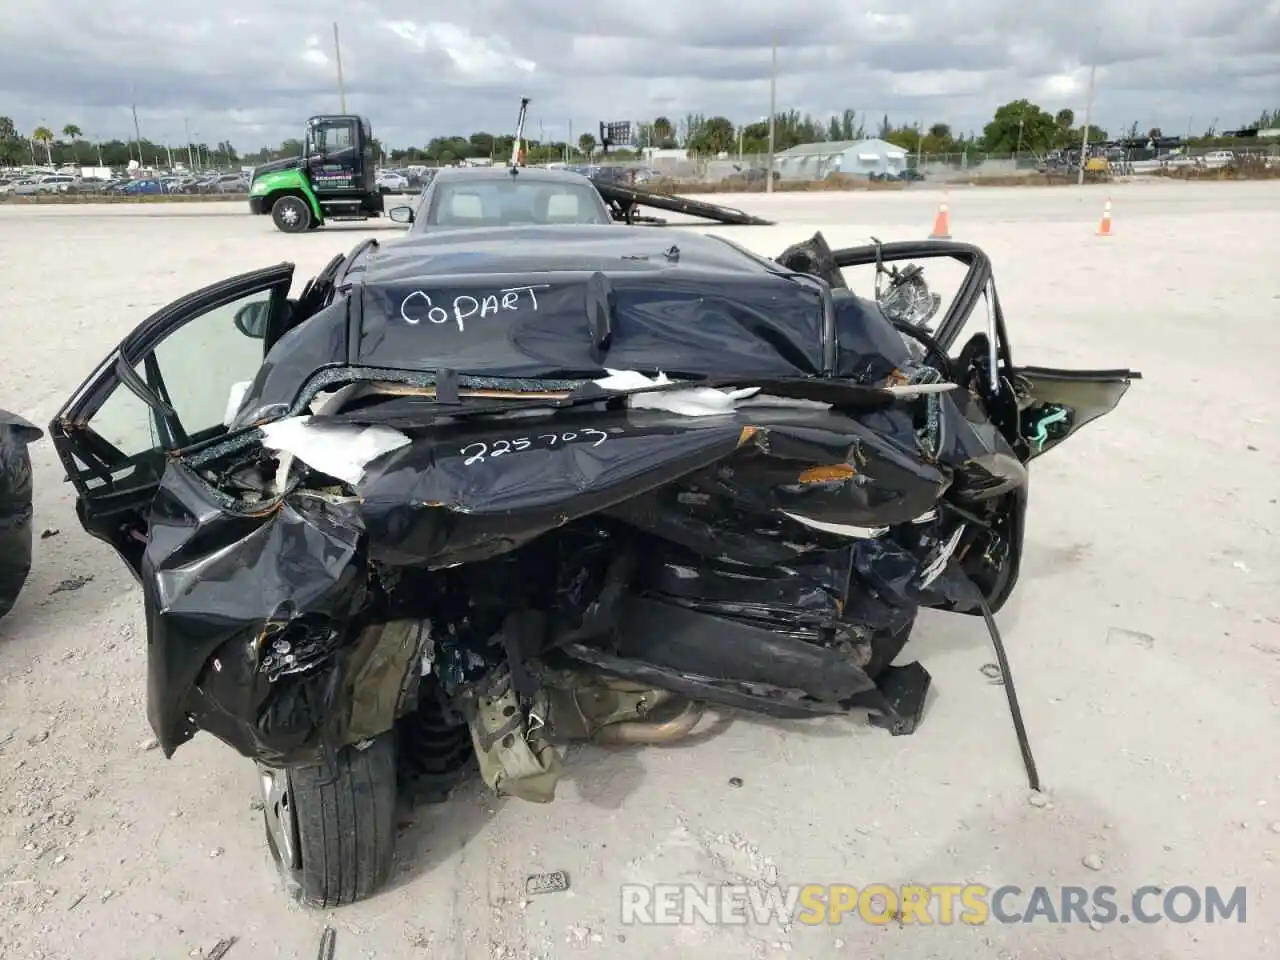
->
xmin=651 ymin=116 xmax=673 ymax=147
xmin=577 ymin=132 xmax=596 ymax=158
xmin=62 ymin=124 xmax=82 ymax=163
xmin=32 ymin=126 xmax=54 ymax=165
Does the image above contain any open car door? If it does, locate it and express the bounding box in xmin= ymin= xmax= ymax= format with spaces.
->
xmin=47 ymin=263 xmax=295 ymax=575
xmin=1008 ymin=366 xmax=1136 ymax=459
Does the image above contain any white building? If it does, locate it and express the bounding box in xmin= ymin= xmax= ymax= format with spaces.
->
xmin=774 ymin=138 xmax=909 ymax=181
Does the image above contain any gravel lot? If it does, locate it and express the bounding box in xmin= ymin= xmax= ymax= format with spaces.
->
xmin=1 ymin=181 xmax=1277 ymax=960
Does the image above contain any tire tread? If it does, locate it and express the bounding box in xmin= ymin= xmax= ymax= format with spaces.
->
xmin=288 ymin=736 xmax=396 ymax=908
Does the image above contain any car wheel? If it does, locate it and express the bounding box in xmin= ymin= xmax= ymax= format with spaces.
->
xmin=260 ymin=733 xmax=398 ymax=907
xmin=270 ymin=195 xmax=311 ymax=233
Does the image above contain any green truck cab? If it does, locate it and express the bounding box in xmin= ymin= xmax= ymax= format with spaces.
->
xmin=248 ymin=115 xmax=386 ymax=232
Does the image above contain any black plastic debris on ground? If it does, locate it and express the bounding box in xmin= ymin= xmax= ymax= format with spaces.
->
xmin=0 ymin=409 xmax=42 ymax=620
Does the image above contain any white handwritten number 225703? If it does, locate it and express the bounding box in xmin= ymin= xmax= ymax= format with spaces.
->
xmin=460 ymin=429 xmax=609 ymax=465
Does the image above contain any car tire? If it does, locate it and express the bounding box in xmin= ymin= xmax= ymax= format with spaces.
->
xmin=270 ymin=195 xmax=312 ymax=233
xmin=260 ymin=733 xmax=398 ymax=908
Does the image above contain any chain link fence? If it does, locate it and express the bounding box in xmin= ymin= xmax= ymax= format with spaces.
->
xmin=550 ymin=143 xmax=1280 ymax=185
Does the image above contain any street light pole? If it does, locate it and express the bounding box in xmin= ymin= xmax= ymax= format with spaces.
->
xmin=1078 ymin=30 xmax=1099 ymax=186
xmin=333 ymin=23 xmax=348 ymax=113
xmin=766 ymin=35 xmax=777 ymax=193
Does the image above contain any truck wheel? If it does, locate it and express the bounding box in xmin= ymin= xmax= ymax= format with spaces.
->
xmin=260 ymin=734 xmax=398 ymax=907
xmin=270 ymin=195 xmax=312 ymax=233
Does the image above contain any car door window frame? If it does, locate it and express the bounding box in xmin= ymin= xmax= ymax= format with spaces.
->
xmin=50 ymin=263 xmax=294 ymax=501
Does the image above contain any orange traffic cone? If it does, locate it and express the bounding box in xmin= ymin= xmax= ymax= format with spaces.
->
xmin=929 ymin=199 xmax=951 ymax=239
xmin=1097 ymin=199 xmax=1113 ymax=236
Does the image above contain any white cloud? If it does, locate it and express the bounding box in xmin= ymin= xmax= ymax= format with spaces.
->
xmin=0 ymin=0 xmax=1275 ymax=148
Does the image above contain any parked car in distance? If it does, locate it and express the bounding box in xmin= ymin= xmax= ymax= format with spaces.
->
xmin=65 ymin=177 xmax=109 ymax=194
xmin=211 ymin=173 xmax=249 ymax=193
xmin=726 ymin=166 xmax=781 ymax=185
xmin=120 ymin=178 xmax=169 ymax=196
xmin=376 ymin=171 xmax=410 ymax=192
xmin=11 ymin=174 xmax=78 ymax=195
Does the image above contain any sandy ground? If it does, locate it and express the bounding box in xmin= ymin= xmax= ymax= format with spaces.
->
xmin=1 ymin=180 xmax=1278 ymax=960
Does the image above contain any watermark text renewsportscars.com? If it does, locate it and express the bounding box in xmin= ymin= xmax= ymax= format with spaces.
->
xmin=620 ymin=883 xmax=1248 ymax=926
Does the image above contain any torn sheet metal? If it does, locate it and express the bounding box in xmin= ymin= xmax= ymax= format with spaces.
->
xmin=143 ymin=462 xmax=372 ymax=763
xmin=0 ymin=410 xmax=43 ymax=619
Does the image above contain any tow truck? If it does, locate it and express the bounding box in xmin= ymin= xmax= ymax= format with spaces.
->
xmin=248 ymin=115 xmax=385 ymax=232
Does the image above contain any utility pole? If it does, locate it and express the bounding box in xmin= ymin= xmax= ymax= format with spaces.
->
xmin=132 ymin=103 xmax=143 ymax=165
xmin=766 ymin=34 xmax=777 ymax=192
xmin=1077 ymin=31 xmax=1099 ymax=186
xmin=184 ymin=117 xmax=194 ymax=169
xmin=333 ymin=23 xmax=347 ymax=113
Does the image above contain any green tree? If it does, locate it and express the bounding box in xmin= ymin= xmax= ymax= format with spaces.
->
xmin=688 ymin=116 xmax=735 ymax=155
xmin=840 ymin=109 xmax=863 ymax=141
xmin=32 ymin=126 xmax=54 ymax=164
xmin=577 ymin=132 xmax=596 ymax=157
xmin=62 ymin=124 xmax=82 ymax=162
xmin=1053 ymin=109 xmax=1074 ymax=146
xmin=0 ymin=115 xmax=20 ymax=166
xmin=921 ymin=123 xmax=957 ymax=155
xmin=651 ymin=116 xmax=674 ymax=148
xmin=982 ymin=100 xmax=1057 ymax=153
xmin=1251 ymin=108 xmax=1279 ymax=129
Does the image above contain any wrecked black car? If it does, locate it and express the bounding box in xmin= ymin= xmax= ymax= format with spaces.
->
xmin=1 ymin=410 xmax=42 ymax=620
xmin=48 ymin=225 xmax=1138 ymax=906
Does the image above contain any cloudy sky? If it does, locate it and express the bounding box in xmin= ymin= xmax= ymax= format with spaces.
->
xmin=1 ymin=0 xmax=1277 ymax=148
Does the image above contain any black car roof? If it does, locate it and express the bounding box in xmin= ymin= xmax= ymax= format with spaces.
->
xmin=361 ymin=224 xmax=781 ymax=283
